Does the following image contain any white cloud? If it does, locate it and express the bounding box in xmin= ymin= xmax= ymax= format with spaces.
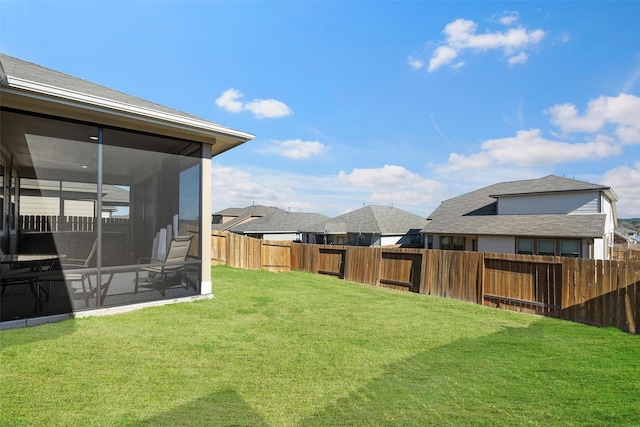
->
xmin=428 ymin=46 xmax=459 ymax=72
xmin=211 ymin=165 xmax=293 ymax=209
xmin=215 ymin=88 xmax=293 ymax=119
xmin=439 ymin=129 xmax=621 ymax=172
xmin=269 ymin=139 xmax=328 ymax=160
xmin=603 ymin=162 xmax=640 ymax=217
xmin=545 ymin=94 xmax=640 ymax=145
xmin=498 ymin=11 xmax=520 ymax=26
xmin=508 ymin=51 xmax=528 ymax=65
xmin=244 ymin=99 xmax=293 ymax=119
xmin=407 ymin=56 xmax=424 ymax=69
xmin=616 ymin=126 xmax=640 ymax=144
xmin=422 ymin=17 xmax=545 ymax=72
xmin=214 ymin=88 xmax=244 ymax=113
xmin=212 ymin=164 xmax=445 ymax=217
xmin=338 ymin=164 xmax=446 ymax=208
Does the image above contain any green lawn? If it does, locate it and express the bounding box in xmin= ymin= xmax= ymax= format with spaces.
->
xmin=1 ymin=266 xmax=639 ymax=426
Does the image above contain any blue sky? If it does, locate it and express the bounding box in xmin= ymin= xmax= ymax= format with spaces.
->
xmin=2 ymin=1 xmax=640 ymax=218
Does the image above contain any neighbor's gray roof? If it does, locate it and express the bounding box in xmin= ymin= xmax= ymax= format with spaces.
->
xmin=488 ymin=174 xmax=615 ymax=199
xmin=304 ymin=205 xmax=427 ymax=234
xmin=422 ymin=175 xmax=611 ymax=238
xmin=0 ymin=53 xmax=207 ymax=122
xmin=212 ymin=205 xmax=286 ymax=231
xmin=230 ymin=211 xmax=330 ymax=233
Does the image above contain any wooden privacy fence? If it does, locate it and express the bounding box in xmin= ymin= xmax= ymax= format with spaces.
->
xmin=212 ymin=231 xmax=291 ymax=272
xmin=211 ymin=231 xmax=639 ymax=334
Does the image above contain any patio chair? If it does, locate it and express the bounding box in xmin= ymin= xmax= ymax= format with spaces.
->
xmin=1 ymin=256 xmax=61 ymax=312
xmin=37 ymin=240 xmax=98 ymax=307
xmin=135 ymin=235 xmax=193 ymax=296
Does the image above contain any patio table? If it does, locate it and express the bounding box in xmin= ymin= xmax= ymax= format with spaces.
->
xmin=1 ymin=254 xmax=62 ymax=312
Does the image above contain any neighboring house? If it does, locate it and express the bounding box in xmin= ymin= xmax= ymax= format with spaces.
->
xmin=303 ymin=205 xmax=427 ymax=247
xmin=19 ymin=179 xmax=130 ymax=219
xmin=422 ymin=175 xmax=618 ymax=260
xmin=614 ymin=227 xmax=640 ymax=248
xmin=1 ymin=53 xmax=254 ymax=322
xmin=212 ymin=205 xmax=286 ymax=231
xmin=228 ymin=210 xmax=330 ymax=242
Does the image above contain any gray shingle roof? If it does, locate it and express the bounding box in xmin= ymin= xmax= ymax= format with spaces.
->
xmin=212 ymin=205 xmax=286 ymax=231
xmin=488 ymin=174 xmax=613 ymax=197
xmin=0 ymin=53 xmax=209 ymax=123
xmin=304 ymin=205 xmax=427 ymax=234
xmin=423 ymin=175 xmax=610 ymax=238
xmin=230 ymin=211 xmax=330 ymax=233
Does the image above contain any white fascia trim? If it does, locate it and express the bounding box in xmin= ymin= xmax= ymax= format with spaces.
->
xmin=3 ymin=76 xmax=255 ymax=142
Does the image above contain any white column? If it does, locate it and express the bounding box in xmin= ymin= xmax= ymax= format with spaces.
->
xmin=200 ymin=143 xmax=213 ymax=294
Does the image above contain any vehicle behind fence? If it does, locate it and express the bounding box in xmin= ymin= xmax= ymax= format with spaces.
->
xmin=212 ymin=231 xmax=639 ymax=334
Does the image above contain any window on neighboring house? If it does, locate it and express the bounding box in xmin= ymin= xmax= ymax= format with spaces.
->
xmin=537 ymin=239 xmax=556 ymax=256
xmin=560 ymin=239 xmax=580 ymax=258
xmin=517 ymin=238 xmax=533 ymax=255
xmin=410 ymin=233 xmax=422 ymax=244
xmin=440 ymin=235 xmax=465 ymax=250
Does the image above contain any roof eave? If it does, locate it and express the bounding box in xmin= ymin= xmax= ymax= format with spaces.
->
xmin=1 ymin=76 xmax=255 ymax=145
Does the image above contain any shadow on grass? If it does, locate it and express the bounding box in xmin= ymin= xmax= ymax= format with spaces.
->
xmin=1 ymin=275 xmax=74 ymax=323
xmin=0 ymin=310 xmax=76 ymax=349
xmin=126 ymin=389 xmax=267 ymax=427
xmin=299 ymin=319 xmax=639 ymax=426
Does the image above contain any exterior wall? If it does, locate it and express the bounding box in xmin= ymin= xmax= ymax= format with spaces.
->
xmin=380 ymin=235 xmax=403 ymax=246
xmin=430 ymin=234 xmax=439 ymax=250
xmin=602 ymin=195 xmax=615 ymax=234
xmin=19 ymin=196 xmax=60 ymax=216
xmin=64 ymin=200 xmax=95 ymax=217
xmin=497 ymin=192 xmax=599 ymax=215
xmin=262 ymin=232 xmax=298 ymax=241
xmin=478 ymin=236 xmax=515 ymax=254
xmin=601 ymin=194 xmax=616 ymax=260
xmin=594 ymin=237 xmax=605 ymax=260
xmin=582 ymin=239 xmax=592 ymax=259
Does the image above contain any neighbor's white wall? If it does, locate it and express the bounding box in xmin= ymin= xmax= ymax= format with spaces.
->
xmin=380 ymin=235 xmax=402 ymax=246
xmin=602 ymin=195 xmax=616 ymax=234
xmin=19 ymin=196 xmax=60 ymax=216
xmin=478 ymin=236 xmax=515 ymax=254
xmin=593 ymin=237 xmax=605 ymax=260
xmin=263 ymin=232 xmax=298 ymax=241
xmin=64 ymin=200 xmax=95 ymax=217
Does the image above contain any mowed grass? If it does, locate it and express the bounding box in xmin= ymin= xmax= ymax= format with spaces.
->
xmin=1 ymin=266 xmax=639 ymax=426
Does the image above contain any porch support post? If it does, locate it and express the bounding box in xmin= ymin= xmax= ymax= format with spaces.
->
xmin=200 ymin=143 xmax=212 ymax=295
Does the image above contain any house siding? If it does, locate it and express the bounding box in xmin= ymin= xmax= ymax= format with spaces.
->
xmin=263 ymin=232 xmax=298 ymax=241
xmin=497 ymin=192 xmax=599 ymax=215
xmin=478 ymin=236 xmax=515 ymax=254
xmin=603 ymin=195 xmax=615 ymax=234
xmin=20 ymin=196 xmax=60 ymax=216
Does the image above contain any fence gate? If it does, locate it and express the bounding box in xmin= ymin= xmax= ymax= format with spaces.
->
xmin=380 ymin=251 xmax=422 ymax=292
xmin=318 ymin=247 xmax=346 ymax=279
xmin=483 ymin=257 xmax=562 ymax=317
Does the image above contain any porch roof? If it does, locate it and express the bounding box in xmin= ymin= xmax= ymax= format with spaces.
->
xmin=0 ymin=54 xmax=254 ymax=153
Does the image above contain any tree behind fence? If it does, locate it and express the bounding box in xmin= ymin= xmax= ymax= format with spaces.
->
xmin=211 ymin=231 xmax=639 ymax=334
